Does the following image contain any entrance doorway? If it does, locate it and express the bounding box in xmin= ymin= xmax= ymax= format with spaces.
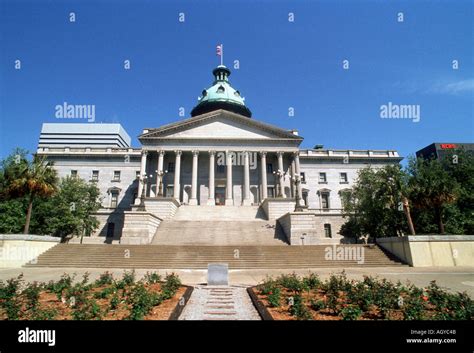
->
xmin=215 ymin=187 xmax=225 ymax=205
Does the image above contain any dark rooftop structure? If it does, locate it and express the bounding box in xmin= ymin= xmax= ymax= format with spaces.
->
xmin=416 ymin=142 xmax=474 ymax=160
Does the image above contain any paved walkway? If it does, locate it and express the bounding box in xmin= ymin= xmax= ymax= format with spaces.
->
xmin=1 ymin=267 xmax=473 ymax=296
xmin=179 ymin=285 xmax=260 ymax=320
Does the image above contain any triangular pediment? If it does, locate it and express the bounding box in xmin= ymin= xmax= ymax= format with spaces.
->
xmin=139 ymin=110 xmax=303 ymax=141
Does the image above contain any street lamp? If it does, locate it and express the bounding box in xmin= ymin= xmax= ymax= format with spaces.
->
xmin=290 ymin=174 xmax=307 ymax=212
xmin=272 ymin=169 xmax=286 ymax=198
xmin=156 ymin=169 xmax=168 ymax=197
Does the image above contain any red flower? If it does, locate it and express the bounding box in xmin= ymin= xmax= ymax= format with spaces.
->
xmin=268 ymin=291 xmax=272 ymax=295
xmin=421 ymin=295 xmax=429 ymax=302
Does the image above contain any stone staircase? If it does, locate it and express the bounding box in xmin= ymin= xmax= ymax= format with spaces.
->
xmin=151 ymin=205 xmax=288 ymax=245
xmin=172 ymin=205 xmax=265 ymax=221
xmin=25 ymin=244 xmax=406 ymax=269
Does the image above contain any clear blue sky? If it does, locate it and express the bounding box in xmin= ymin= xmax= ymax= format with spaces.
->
xmin=1 ymin=0 xmax=473 ymax=161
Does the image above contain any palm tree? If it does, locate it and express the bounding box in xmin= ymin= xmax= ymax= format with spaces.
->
xmin=5 ymin=155 xmax=57 ymax=234
xmin=408 ymin=157 xmax=458 ymax=234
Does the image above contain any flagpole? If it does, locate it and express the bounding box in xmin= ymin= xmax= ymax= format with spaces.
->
xmin=221 ymin=44 xmax=223 ymax=66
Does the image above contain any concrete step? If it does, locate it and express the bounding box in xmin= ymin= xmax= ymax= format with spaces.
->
xmin=172 ymin=205 xmax=265 ymax=221
xmin=151 ymin=219 xmax=288 ymax=245
xmin=25 ymin=244 xmax=407 ymax=269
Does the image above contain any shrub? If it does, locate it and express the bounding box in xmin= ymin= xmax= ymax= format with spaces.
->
xmin=289 ymin=294 xmax=312 ymax=320
xmin=72 ymin=298 xmax=102 ymax=320
xmin=324 ymin=273 xmax=351 ymax=293
xmin=160 ymin=273 xmax=182 ymax=300
xmin=46 ymin=273 xmax=75 ymax=300
xmin=31 ymin=308 xmax=58 ymax=320
xmin=109 ymin=294 xmax=120 ymax=310
xmin=95 ymin=272 xmax=114 ymax=287
xmin=340 ymin=304 xmax=363 ymax=320
xmin=144 ymin=272 xmax=161 ymax=284
xmin=259 ymin=277 xmax=277 ymax=295
xmin=0 ymin=274 xmax=23 ymax=320
xmin=126 ymin=282 xmax=162 ymax=320
xmin=267 ymin=288 xmax=281 ymax=308
xmin=0 ymin=274 xmax=23 ymax=300
xmin=122 ymin=270 xmax=135 ymax=286
xmin=93 ymin=286 xmax=116 ymax=300
xmin=310 ymin=299 xmax=325 ymax=311
xmin=325 ymin=292 xmax=340 ymax=314
xmin=303 ymin=273 xmax=321 ymax=290
xmin=277 ymin=273 xmax=307 ymax=293
xmin=402 ymin=296 xmax=425 ymax=320
xmin=23 ymin=281 xmax=41 ymax=310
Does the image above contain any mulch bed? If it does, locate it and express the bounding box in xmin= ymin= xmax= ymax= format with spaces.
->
xmin=0 ymin=282 xmax=193 ymax=320
xmin=250 ymin=286 xmax=412 ymax=321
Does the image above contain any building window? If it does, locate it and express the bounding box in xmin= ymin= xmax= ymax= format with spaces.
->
xmin=217 ymin=164 xmax=225 ymax=174
xmin=324 ymin=224 xmax=332 ymax=238
xmin=91 ymin=170 xmax=99 ymax=181
xmin=166 ymin=186 xmax=174 ymax=198
xmin=266 ymin=163 xmax=273 ymax=173
xmin=300 ymin=172 xmax=306 ymax=183
xmin=168 ymin=162 xmax=175 ymax=173
xmin=110 ymin=192 xmax=118 ymax=208
xmin=113 ymin=171 xmax=121 ymax=181
xmin=302 ymin=190 xmax=308 ymax=206
xmin=71 ymin=170 xmax=78 ymax=177
xmin=321 ymin=193 xmax=330 ymax=209
xmin=106 ymin=223 xmax=115 ymax=238
xmin=267 ymin=187 xmax=275 ymax=198
xmin=340 ymin=172 xmax=348 ymax=183
xmin=319 ymin=172 xmax=327 ymax=183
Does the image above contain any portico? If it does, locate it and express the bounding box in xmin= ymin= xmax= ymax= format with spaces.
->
xmin=135 ymin=145 xmax=301 ymax=207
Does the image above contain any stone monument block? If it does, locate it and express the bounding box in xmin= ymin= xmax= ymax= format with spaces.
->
xmin=207 ymin=263 xmax=228 ymax=285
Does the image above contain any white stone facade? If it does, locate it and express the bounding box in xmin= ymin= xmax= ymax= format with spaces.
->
xmin=36 ymin=115 xmax=402 ymax=244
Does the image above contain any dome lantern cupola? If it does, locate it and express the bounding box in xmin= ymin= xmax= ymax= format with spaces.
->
xmin=191 ymin=65 xmax=252 ymax=118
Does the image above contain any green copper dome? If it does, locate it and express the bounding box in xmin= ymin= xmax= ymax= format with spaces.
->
xmin=191 ymin=65 xmax=252 ymax=117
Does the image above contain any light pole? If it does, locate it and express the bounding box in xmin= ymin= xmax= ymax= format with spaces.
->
xmin=272 ymin=169 xmax=286 ymax=198
xmin=156 ymin=169 xmax=168 ymax=197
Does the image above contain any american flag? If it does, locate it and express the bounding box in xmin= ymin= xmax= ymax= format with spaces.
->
xmin=216 ymin=44 xmax=223 ymax=56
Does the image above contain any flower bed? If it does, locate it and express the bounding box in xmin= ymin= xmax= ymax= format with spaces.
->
xmin=251 ymin=272 xmax=473 ymax=321
xmin=0 ymin=271 xmax=188 ymax=320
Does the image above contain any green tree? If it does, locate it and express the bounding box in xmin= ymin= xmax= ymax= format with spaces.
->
xmin=340 ymin=165 xmax=411 ymax=241
xmin=32 ymin=176 xmax=102 ymax=240
xmin=407 ymin=157 xmax=459 ymax=234
xmin=440 ymin=148 xmax=474 ymax=234
xmin=1 ymin=151 xmax=58 ymax=234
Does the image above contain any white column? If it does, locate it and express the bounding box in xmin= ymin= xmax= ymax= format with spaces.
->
xmin=242 ymin=151 xmax=251 ymax=206
xmin=294 ymin=151 xmax=302 ymax=200
xmin=189 ymin=150 xmax=199 ymax=205
xmin=277 ymin=151 xmax=285 ymax=198
xmin=173 ymin=150 xmax=182 ymax=201
xmin=135 ymin=150 xmax=148 ymax=204
xmin=260 ymin=152 xmax=268 ymax=200
xmin=207 ymin=150 xmax=216 ymax=205
xmin=225 ymin=151 xmax=234 ymax=205
xmin=157 ymin=150 xmax=165 ymax=197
